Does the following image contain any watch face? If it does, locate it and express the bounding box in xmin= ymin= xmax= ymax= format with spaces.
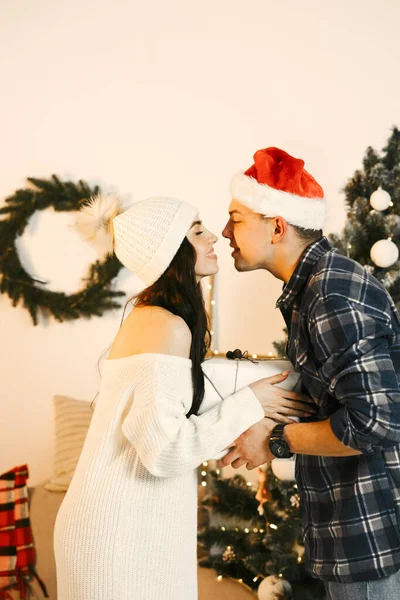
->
xmin=270 ymin=441 xmax=291 ymax=458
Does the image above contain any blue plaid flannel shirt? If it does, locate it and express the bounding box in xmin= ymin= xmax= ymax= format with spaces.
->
xmin=276 ymin=236 xmax=400 ymax=583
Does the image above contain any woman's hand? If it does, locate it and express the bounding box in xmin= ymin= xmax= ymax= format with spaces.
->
xmin=249 ymin=371 xmax=316 ymax=424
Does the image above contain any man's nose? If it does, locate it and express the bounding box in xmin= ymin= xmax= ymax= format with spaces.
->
xmin=222 ymin=223 xmax=231 ymax=239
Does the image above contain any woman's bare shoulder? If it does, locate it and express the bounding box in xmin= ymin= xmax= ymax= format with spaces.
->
xmin=107 ymin=306 xmax=192 ymax=359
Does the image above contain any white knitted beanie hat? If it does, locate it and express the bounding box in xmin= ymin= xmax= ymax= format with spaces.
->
xmin=75 ymin=194 xmax=199 ymax=286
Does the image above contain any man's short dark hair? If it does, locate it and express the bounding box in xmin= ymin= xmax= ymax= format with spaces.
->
xmin=261 ymin=214 xmax=322 ymax=244
xmin=291 ymin=225 xmax=323 ymax=244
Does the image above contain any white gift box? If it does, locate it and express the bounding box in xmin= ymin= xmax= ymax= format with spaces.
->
xmin=202 ymin=356 xmax=300 ymax=398
xmin=201 ymin=357 xmax=300 ymax=484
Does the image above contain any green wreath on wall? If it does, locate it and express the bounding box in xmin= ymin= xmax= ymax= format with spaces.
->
xmin=0 ymin=175 xmax=125 ymax=325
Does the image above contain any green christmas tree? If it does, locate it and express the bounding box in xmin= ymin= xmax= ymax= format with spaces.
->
xmin=329 ymin=126 xmax=400 ymax=302
xmin=198 ymin=468 xmax=325 ymax=600
xmin=272 ymin=328 xmax=288 ymax=359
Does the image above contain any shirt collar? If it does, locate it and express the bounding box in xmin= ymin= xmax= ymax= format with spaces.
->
xmin=276 ymin=236 xmax=332 ymax=310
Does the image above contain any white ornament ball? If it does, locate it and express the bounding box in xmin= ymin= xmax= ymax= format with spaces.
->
xmin=370 ymin=239 xmax=399 ymax=268
xmin=258 ymin=575 xmax=292 ymax=600
xmin=271 ymin=458 xmax=296 ymax=482
xmin=369 ymin=187 xmax=392 ymax=211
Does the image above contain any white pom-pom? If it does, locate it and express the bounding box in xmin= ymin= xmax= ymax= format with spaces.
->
xmin=75 ymin=193 xmax=122 ymax=256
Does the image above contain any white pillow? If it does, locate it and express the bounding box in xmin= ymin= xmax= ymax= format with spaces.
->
xmin=45 ymin=395 xmax=92 ymax=492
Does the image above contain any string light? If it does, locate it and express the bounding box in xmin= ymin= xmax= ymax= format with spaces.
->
xmin=252 ymin=353 xmax=258 ymax=359
xmin=297 ymin=556 xmax=302 ymax=563
xmin=212 ymin=525 xmax=277 ymax=535
xmin=217 ymin=575 xmax=223 ymax=581
xmin=200 ymin=461 xmax=208 ymax=487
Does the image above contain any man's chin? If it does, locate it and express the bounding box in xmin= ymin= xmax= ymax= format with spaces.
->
xmin=233 ymin=257 xmax=254 ymax=272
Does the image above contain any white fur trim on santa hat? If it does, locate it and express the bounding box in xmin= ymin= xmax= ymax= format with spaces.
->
xmin=230 ymin=171 xmax=326 ymax=230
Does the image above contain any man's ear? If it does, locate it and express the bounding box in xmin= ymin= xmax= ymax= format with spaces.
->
xmin=271 ymin=217 xmax=287 ymax=243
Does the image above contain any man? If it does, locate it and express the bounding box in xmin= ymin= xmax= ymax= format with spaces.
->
xmin=220 ymin=147 xmax=400 ymax=600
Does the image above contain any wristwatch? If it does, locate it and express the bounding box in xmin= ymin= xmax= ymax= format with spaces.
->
xmin=268 ymin=424 xmax=294 ymax=459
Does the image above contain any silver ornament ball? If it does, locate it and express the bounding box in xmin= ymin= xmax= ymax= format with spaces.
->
xmin=257 ymin=575 xmax=292 ymax=600
xmin=271 ymin=459 xmax=296 ymax=482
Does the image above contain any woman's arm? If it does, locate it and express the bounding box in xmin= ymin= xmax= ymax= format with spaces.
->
xmin=121 ymin=357 xmax=264 ymax=477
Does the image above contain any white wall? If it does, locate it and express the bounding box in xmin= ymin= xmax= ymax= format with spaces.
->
xmin=1 ymin=0 xmax=399 ymax=485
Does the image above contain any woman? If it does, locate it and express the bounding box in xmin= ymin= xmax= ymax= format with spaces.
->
xmin=54 ymin=194 xmax=314 ymax=600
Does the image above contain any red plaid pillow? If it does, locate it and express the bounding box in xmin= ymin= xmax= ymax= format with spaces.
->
xmin=0 ymin=465 xmax=48 ymax=599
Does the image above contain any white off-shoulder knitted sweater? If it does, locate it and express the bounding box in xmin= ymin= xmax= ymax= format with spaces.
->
xmin=53 ymin=354 xmax=264 ymax=600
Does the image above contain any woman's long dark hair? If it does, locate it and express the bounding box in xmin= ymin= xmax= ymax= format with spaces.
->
xmin=129 ymin=237 xmax=211 ymax=417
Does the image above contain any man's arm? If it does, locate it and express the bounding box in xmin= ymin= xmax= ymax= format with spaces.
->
xmin=282 ymin=419 xmax=360 ymax=456
xmin=219 ymin=418 xmax=359 ymax=471
xmin=307 ymin=293 xmax=400 ymax=454
xmin=221 ymin=292 xmax=400 ymax=469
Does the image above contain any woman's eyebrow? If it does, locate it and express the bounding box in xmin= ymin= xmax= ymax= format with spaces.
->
xmin=190 ymin=220 xmax=202 ymax=229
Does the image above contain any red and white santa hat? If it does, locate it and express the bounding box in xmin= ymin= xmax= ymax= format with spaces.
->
xmin=230 ymin=147 xmax=326 ymax=230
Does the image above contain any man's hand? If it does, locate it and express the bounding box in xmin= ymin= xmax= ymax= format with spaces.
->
xmin=219 ymin=418 xmax=276 ymax=470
